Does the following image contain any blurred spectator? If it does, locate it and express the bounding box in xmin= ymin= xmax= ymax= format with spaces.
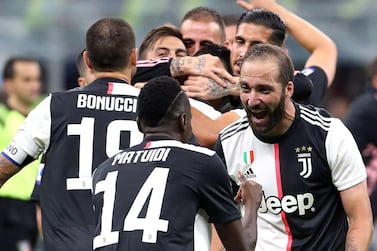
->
xmin=344 ymin=56 xmax=377 ymax=251
xmin=0 ymin=57 xmax=42 ymax=251
xmin=326 ymin=95 xmax=350 ymax=120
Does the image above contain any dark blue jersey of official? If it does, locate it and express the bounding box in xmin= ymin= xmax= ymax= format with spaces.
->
xmin=33 ymin=78 xmax=143 ymax=250
xmin=92 ymin=136 xmax=241 ymax=251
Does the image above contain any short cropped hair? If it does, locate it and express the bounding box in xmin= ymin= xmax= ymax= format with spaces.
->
xmin=138 ymin=24 xmax=183 ymax=60
xmin=222 ymin=14 xmax=239 ymax=27
xmin=237 ymin=9 xmax=287 ymax=47
xmin=137 ymin=76 xmax=185 ymax=127
xmin=86 ymin=18 xmax=135 ymax=72
xmin=181 ymin=6 xmax=226 ymax=44
xmin=243 ymin=44 xmax=294 ymax=88
xmin=3 ymin=57 xmax=39 ymax=81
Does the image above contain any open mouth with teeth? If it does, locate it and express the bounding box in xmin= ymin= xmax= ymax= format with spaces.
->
xmin=252 ymin=110 xmax=267 ymax=119
xmin=249 ymin=109 xmax=270 ymax=128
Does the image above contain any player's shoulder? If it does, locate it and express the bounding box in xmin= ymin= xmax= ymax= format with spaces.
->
xmin=297 ymin=104 xmax=337 ymax=131
xmin=218 ymin=115 xmax=249 ymax=142
xmin=148 ymin=140 xmax=216 ymax=157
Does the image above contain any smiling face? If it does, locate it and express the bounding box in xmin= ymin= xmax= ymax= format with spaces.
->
xmin=239 ymin=59 xmax=293 ymax=137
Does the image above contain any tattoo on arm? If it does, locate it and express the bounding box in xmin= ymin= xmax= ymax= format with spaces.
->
xmin=195 ymin=56 xmax=205 ymax=75
xmin=170 ymin=58 xmax=185 ymax=77
xmin=207 ymin=78 xmax=239 ymax=99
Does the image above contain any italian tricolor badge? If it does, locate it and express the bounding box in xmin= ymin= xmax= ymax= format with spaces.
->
xmin=243 ymin=150 xmax=254 ymax=164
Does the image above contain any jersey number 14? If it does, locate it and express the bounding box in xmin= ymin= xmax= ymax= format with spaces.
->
xmin=93 ymin=168 xmax=170 ymax=249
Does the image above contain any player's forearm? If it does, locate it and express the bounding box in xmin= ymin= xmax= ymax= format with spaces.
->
xmin=271 ymin=3 xmax=337 ymax=85
xmin=206 ymin=78 xmax=239 ymax=99
xmin=241 ymin=199 xmax=259 ymax=250
xmin=0 ymin=155 xmax=20 ymax=187
xmin=241 ymin=207 xmax=258 ymax=251
xmin=170 ymin=56 xmax=202 ymax=77
xmin=345 ymin=220 xmax=373 ymax=251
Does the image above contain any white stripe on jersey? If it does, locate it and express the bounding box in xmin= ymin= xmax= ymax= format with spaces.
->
xmin=299 ymin=105 xmax=332 ymax=123
xmin=299 ymin=107 xmax=331 ymax=131
xmin=146 ymin=140 xmax=215 ymax=156
xmin=220 ymin=118 xmax=249 ymax=142
xmin=189 ymin=98 xmax=221 ymax=120
xmin=136 ymin=58 xmax=170 ymax=67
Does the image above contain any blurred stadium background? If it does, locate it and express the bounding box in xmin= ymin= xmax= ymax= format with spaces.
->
xmin=0 ymin=0 xmax=376 ymax=119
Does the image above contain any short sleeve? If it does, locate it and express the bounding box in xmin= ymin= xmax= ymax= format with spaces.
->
xmin=197 ymin=154 xmax=241 ymax=224
xmin=326 ymin=118 xmax=367 ymax=191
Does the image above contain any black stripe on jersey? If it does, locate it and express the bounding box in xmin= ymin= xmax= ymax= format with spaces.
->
xmin=299 ymin=107 xmax=331 ymax=131
xmin=220 ymin=118 xmax=250 ymax=141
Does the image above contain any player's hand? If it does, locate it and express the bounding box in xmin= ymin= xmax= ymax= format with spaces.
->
xmin=182 ymin=76 xmax=236 ymax=100
xmin=170 ymin=54 xmax=236 ymax=87
xmin=236 ymin=0 xmax=276 ymax=10
xmin=234 ymin=171 xmax=262 ymax=208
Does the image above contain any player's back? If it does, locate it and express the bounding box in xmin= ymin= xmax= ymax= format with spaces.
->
xmin=40 ymin=78 xmax=143 ymax=250
xmin=92 ymin=137 xmax=240 ymax=251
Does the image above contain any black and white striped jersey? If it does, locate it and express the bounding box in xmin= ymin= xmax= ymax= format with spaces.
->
xmin=2 ymin=78 xmax=144 ymax=251
xmin=215 ymin=103 xmax=366 ymax=251
xmin=92 ymin=137 xmax=241 ymax=251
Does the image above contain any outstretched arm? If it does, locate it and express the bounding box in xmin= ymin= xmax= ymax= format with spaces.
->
xmin=237 ymin=0 xmax=337 ymax=86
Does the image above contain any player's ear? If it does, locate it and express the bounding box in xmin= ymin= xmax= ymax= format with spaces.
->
xmin=83 ymin=50 xmax=93 ymax=70
xmin=130 ymin=48 xmax=137 ymax=67
xmin=77 ymin=77 xmax=86 ymax=87
xmin=179 ymin=112 xmax=188 ymax=132
xmin=286 ymin=80 xmax=294 ymax=98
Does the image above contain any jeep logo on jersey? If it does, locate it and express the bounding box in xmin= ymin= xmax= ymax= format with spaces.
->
xmin=259 ymin=192 xmax=315 ymax=216
xmin=295 ymin=145 xmax=313 ymax=178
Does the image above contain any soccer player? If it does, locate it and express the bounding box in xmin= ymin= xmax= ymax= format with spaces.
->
xmin=0 ymin=18 xmax=144 ymax=251
xmin=215 ymin=43 xmax=373 ymax=250
xmin=92 ymin=76 xmax=262 ymax=251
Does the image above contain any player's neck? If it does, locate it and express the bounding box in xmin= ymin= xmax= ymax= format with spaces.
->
xmin=95 ymin=71 xmax=131 ymax=84
xmin=144 ymin=129 xmax=181 ymax=142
